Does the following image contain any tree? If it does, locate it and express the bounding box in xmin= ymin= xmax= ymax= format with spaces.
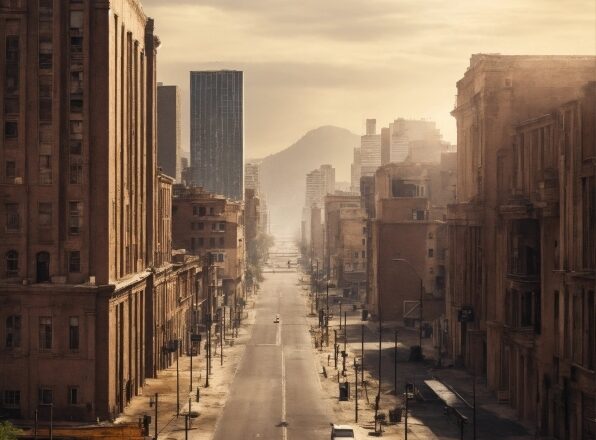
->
xmin=0 ymin=421 xmax=23 ymax=440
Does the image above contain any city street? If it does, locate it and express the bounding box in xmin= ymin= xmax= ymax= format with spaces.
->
xmin=213 ymin=270 xmax=333 ymax=439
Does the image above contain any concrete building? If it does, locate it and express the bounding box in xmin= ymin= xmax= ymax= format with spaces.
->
xmin=350 ymin=148 xmax=361 ymax=193
xmin=0 ymin=1 xmax=203 ymax=423
xmin=447 ymin=54 xmax=595 ymax=438
xmin=244 ymin=162 xmax=261 ymax=196
xmin=190 ymin=71 xmax=244 ymax=201
xmin=388 ymin=118 xmax=443 ymax=163
xmin=157 ymin=84 xmax=181 ymax=181
xmin=368 ymin=154 xmax=456 ymax=323
xmin=323 ymin=194 xmax=364 ymax=297
xmin=172 ymin=186 xmax=245 ymax=311
xmin=360 ymin=119 xmax=381 ymax=176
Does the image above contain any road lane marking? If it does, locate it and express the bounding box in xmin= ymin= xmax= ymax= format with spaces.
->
xmin=281 ymin=347 xmax=287 ymax=440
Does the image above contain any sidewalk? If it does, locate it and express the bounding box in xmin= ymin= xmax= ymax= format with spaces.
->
xmin=306 ymin=287 xmax=532 ymax=439
xmin=115 ymin=294 xmax=258 ymax=439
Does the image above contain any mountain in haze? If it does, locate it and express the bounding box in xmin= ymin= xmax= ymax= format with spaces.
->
xmin=259 ymin=125 xmax=359 ymax=235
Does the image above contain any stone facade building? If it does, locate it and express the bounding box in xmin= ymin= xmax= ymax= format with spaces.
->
xmin=157 ymin=84 xmax=181 ymax=181
xmin=0 ymin=0 xmax=202 ymax=423
xmin=323 ymin=193 xmax=363 ymax=295
xmin=368 ymin=154 xmax=456 ymax=322
xmin=172 ymin=185 xmax=245 ymax=311
xmin=447 ymin=54 xmax=595 ymax=438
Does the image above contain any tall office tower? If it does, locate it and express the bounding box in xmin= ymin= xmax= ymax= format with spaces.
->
xmin=245 ymin=162 xmax=261 ymax=195
xmin=388 ymin=118 xmax=442 ymax=163
xmin=0 ymin=2 xmax=201 ymax=423
xmin=190 ymin=71 xmax=244 ymax=200
xmin=157 ymin=83 xmax=181 ymax=180
xmin=360 ymin=118 xmax=381 ymax=176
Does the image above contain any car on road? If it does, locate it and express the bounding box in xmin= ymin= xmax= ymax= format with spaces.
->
xmin=330 ymin=424 xmax=355 ymax=439
xmin=274 ymin=314 xmax=280 ymax=323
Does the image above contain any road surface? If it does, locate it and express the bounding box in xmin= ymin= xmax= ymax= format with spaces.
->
xmin=213 ymin=271 xmax=331 ymax=439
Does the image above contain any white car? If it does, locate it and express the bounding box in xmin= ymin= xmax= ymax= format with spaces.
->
xmin=330 ymin=424 xmax=355 ymax=439
xmin=274 ymin=314 xmax=280 ymax=323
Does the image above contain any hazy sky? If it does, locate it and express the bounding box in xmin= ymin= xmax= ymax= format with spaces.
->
xmin=142 ymin=0 xmax=595 ymax=159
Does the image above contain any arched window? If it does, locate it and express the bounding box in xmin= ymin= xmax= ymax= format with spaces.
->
xmin=6 ymin=250 xmax=18 ymax=276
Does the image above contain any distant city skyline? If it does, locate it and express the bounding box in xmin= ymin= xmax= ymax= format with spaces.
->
xmin=142 ymin=0 xmax=594 ymax=159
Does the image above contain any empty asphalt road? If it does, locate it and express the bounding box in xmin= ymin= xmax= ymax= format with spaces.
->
xmin=212 ymin=271 xmax=331 ymax=440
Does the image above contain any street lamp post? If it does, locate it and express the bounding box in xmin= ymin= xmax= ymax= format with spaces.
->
xmin=392 ymin=258 xmax=424 ymax=357
xmin=149 ymin=393 xmax=158 ymax=439
xmin=354 ymin=358 xmax=360 ymax=423
xmin=326 ymin=283 xmax=330 ymax=346
xmin=361 ymin=325 xmax=364 ymax=384
xmin=394 ymin=329 xmax=398 ymax=395
xmin=339 ymin=301 xmax=342 ymax=330
xmin=176 ymin=341 xmax=180 ymax=416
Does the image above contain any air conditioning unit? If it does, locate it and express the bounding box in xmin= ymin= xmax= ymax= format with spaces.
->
xmin=14 ymin=177 xmax=23 ymax=184
xmin=89 ymin=276 xmax=96 ymax=285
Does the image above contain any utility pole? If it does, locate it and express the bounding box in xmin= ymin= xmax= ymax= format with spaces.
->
xmin=149 ymin=393 xmax=158 ymax=439
xmin=339 ymin=301 xmax=342 ymax=330
xmin=354 ymin=361 xmax=359 ymax=423
xmin=315 ymin=259 xmax=319 ymax=314
xmin=374 ymin=320 xmax=382 ymax=434
xmin=361 ymin=324 xmax=365 ymax=384
xmin=189 ymin=331 xmax=193 ymax=392
xmin=334 ymin=329 xmax=338 ymax=369
xmin=326 ymin=283 xmax=330 ymax=346
xmin=220 ymin=312 xmax=224 ymax=366
xmin=394 ymin=329 xmax=398 ymax=394
xmin=176 ymin=342 xmax=180 ymax=416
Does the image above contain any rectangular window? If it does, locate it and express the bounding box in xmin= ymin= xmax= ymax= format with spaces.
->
xmin=38 ymin=388 xmax=53 ymax=405
xmin=428 ymin=249 xmax=434 ymax=258
xmin=68 ymin=386 xmax=79 ymax=405
xmin=39 ymin=96 xmax=52 ymax=122
xmin=39 ymin=317 xmax=52 ymax=350
xmin=218 ymin=222 xmax=226 ymax=231
xmin=5 ymin=203 xmax=19 ymax=231
xmin=199 ymin=206 xmax=206 ymax=216
xmin=198 ymin=222 xmax=204 ymax=230
xmin=69 ymin=201 xmax=82 ymax=234
xmin=4 ymin=121 xmax=18 ymax=139
xmin=209 ymin=207 xmax=214 ymax=215
xmin=362 ymin=250 xmax=366 ymax=258
xmin=5 ymin=36 xmax=19 ymax=95
xmin=5 ymin=161 xmax=15 ymax=181
xmin=38 ymin=202 xmax=52 ymax=227
xmin=69 ymin=160 xmax=83 ymax=184
xmin=217 ymin=253 xmax=224 ymax=262
xmin=39 ymin=155 xmax=52 ymax=184
xmin=69 ymin=251 xmax=81 ymax=273
xmin=198 ymin=237 xmax=204 ymax=247
xmin=70 ymin=139 xmax=82 ymax=155
xmin=412 ymin=210 xmax=425 ymax=221
xmin=4 ymin=390 xmax=20 ymax=408
xmin=211 ymin=223 xmax=217 ymax=231
xmin=219 ymin=237 xmax=224 ymax=247
xmin=6 ymin=315 xmax=21 ymax=348
xmin=69 ymin=317 xmax=79 ymax=350
xmin=70 ymin=95 xmax=83 ymax=113
xmin=209 ymin=237 xmax=215 ymax=248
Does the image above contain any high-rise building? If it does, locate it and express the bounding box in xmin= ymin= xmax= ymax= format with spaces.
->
xmin=157 ymin=83 xmax=181 ymax=180
xmin=350 ymin=148 xmax=361 ymax=193
xmin=0 ymin=2 xmax=203 ymax=423
xmin=245 ymin=162 xmax=261 ymax=195
xmin=360 ymin=118 xmax=381 ymax=176
xmin=190 ymin=71 xmax=244 ymax=200
xmin=305 ymin=165 xmax=335 ymax=209
xmin=388 ymin=118 xmax=442 ymax=163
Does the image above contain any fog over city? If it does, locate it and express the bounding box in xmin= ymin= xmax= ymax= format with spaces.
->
xmin=142 ymin=0 xmax=594 ymax=159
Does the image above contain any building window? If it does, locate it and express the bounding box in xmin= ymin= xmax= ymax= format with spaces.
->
xmin=209 ymin=237 xmax=216 ymax=248
xmin=5 ymin=161 xmax=15 ymax=181
xmin=4 ymin=390 xmax=20 ymax=408
xmin=70 ymin=139 xmax=82 ymax=155
xmin=39 ymin=202 xmax=52 ymax=227
xmin=39 ymin=317 xmax=52 ymax=350
xmin=70 ymin=160 xmax=83 ymax=184
xmin=412 ymin=209 xmax=425 ymax=221
xmin=362 ymin=250 xmax=366 ymax=258
xmin=39 ymin=155 xmax=52 ymax=184
xmin=354 ymin=251 xmax=358 ymax=258
xmin=219 ymin=237 xmax=224 ymax=247
xmin=68 ymin=251 xmax=80 ymax=273
xmin=5 ymin=203 xmax=19 ymax=231
xmin=198 ymin=222 xmax=204 ymax=230
xmin=362 ymin=238 xmax=365 ymax=245
xmin=69 ymin=317 xmax=79 ymax=350
xmin=6 ymin=250 xmax=18 ymax=277
xmin=6 ymin=315 xmax=21 ymax=348
xmin=68 ymin=201 xmax=82 ymax=234
xmin=5 ymin=36 xmax=19 ymax=95
xmin=198 ymin=237 xmax=204 ymax=247
xmin=217 ymin=253 xmax=224 ymax=262
xmin=38 ymin=388 xmax=53 ymax=405
xmin=211 ymin=223 xmax=217 ymax=231
xmin=218 ymin=222 xmax=226 ymax=231
xmin=428 ymin=249 xmax=434 ymax=258
xmin=198 ymin=206 xmax=206 ymax=216
xmin=209 ymin=207 xmax=214 ymax=215
xmin=4 ymin=121 xmax=18 ymax=139
xmin=68 ymin=386 xmax=79 ymax=405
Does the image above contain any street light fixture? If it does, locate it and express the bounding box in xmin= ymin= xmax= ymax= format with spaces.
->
xmin=392 ymin=258 xmax=424 ymax=356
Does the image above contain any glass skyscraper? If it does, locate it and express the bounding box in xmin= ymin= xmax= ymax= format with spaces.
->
xmin=190 ymin=70 xmax=244 ymax=200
